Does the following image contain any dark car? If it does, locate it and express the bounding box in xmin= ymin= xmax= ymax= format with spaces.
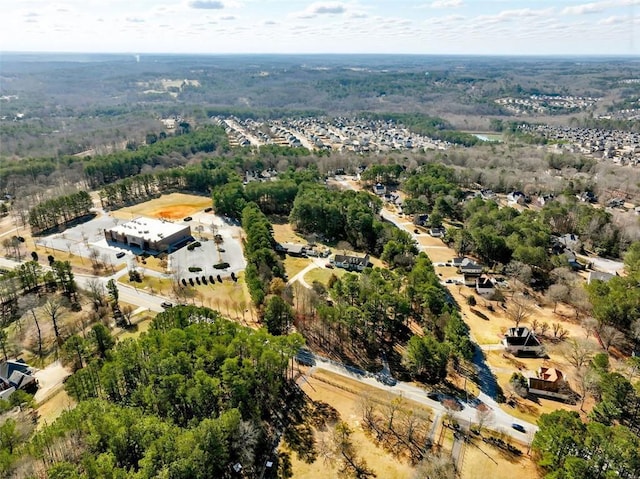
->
xmin=115 ymin=252 xmax=125 ymax=259
xmin=160 ymin=302 xmax=173 ymax=309
xmin=325 ymin=263 xmax=334 ymax=269
xmin=511 ymin=423 xmax=526 ymax=433
xmin=204 ymin=207 xmax=213 ymax=212
xmin=183 ymin=216 xmax=192 ymax=221
xmin=414 ymin=229 xmax=419 ymax=234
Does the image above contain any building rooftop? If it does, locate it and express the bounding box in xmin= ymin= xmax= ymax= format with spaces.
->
xmin=109 ymin=217 xmax=188 ymax=243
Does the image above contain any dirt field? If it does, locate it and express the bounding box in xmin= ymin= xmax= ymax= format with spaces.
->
xmin=36 ymin=389 xmax=75 ymax=430
xmin=112 ymin=193 xmax=212 ymax=220
xmin=293 ymin=369 xmax=422 ymax=479
xmin=273 ymin=223 xmax=308 ymax=244
xmin=459 ymin=439 xmax=537 ymax=479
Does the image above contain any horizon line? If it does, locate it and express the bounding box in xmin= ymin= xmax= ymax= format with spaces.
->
xmin=2 ymin=51 xmax=639 ymax=59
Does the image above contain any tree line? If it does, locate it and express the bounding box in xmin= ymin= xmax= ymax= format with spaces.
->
xmin=28 ymin=191 xmax=93 ymax=235
xmin=241 ymin=203 xmax=286 ymax=307
xmin=84 ymin=125 xmax=228 ymax=188
xmin=99 ymin=163 xmax=237 ymax=209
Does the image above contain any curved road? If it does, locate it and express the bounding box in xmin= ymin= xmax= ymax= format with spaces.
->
xmin=305 ymin=352 xmax=537 ymax=444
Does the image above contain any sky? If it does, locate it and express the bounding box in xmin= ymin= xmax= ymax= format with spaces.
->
xmin=2 ymin=0 xmax=640 ymax=55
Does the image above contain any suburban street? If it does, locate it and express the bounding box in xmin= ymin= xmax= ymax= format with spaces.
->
xmin=305 ymin=352 xmax=538 ymax=444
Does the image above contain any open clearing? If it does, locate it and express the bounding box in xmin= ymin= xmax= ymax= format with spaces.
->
xmin=459 ymin=437 xmax=536 ymax=479
xmin=304 ymin=267 xmax=345 ymax=286
xmin=112 ymin=193 xmax=211 ymax=220
xmin=293 ymin=369 xmax=421 ymax=479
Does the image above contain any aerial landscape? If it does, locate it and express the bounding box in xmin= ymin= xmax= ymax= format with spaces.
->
xmin=1 ymin=1 xmax=640 ymax=479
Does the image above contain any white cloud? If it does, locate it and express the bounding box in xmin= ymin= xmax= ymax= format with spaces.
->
xmin=430 ymin=0 xmax=463 ymax=8
xmin=561 ymin=2 xmax=604 ymax=15
xmin=126 ymin=17 xmax=145 ymax=23
xmin=294 ymin=2 xmax=348 ymax=19
xmin=220 ymin=15 xmax=236 ymax=20
xmin=189 ymin=0 xmax=225 ymax=9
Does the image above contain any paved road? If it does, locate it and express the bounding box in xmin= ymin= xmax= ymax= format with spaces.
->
xmin=0 ymin=256 xmax=167 ymax=313
xmin=306 ymin=352 xmax=537 ymax=444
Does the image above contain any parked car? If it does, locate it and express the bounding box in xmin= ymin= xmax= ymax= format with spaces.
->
xmin=204 ymin=207 xmax=213 ymax=212
xmin=161 ymin=302 xmax=173 ymax=309
xmin=115 ymin=252 xmax=125 ymax=259
xmin=183 ymin=216 xmax=192 ymax=221
xmin=375 ymin=373 xmax=397 ymax=387
xmin=414 ymin=229 xmax=419 ymax=234
xmin=511 ymin=423 xmax=526 ymax=433
xmin=325 ymin=263 xmax=334 ymax=269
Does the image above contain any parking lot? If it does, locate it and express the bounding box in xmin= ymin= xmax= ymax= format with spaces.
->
xmin=35 ymin=214 xmax=134 ymax=266
xmin=36 ymin=210 xmax=246 ymax=277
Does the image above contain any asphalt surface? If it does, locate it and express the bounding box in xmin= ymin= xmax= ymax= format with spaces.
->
xmin=304 ymin=352 xmax=538 ymax=444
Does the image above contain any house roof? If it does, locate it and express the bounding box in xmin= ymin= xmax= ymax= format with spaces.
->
xmin=537 ymin=367 xmax=564 ymax=383
xmin=334 ymin=254 xmax=369 ymax=266
xmin=279 ymin=243 xmax=305 ymax=254
xmin=476 ymin=277 xmax=494 ymax=288
xmin=505 ymin=327 xmax=541 ymax=347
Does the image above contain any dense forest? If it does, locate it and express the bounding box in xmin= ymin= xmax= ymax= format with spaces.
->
xmin=1 ymin=306 xmax=303 ymax=478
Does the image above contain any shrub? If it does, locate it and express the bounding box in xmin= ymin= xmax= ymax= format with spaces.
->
xmin=214 ymin=262 xmax=230 ymax=269
xmin=187 ymin=241 xmax=202 ymax=251
xmin=188 ymin=266 xmax=202 ymax=273
xmin=467 ymin=295 xmax=477 ymax=306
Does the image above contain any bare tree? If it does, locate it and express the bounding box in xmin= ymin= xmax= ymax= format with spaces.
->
xmin=411 ymin=451 xmax=456 ymax=479
xmin=121 ymin=305 xmax=134 ymax=327
xmin=506 ymin=292 xmax=534 ymax=327
xmin=597 ymin=324 xmax=625 ymax=352
xmin=560 ymin=338 xmax=597 ymax=370
xmin=574 ymin=366 xmax=597 ymax=411
xmin=546 ymin=284 xmax=569 ymax=313
xmin=42 ymin=297 xmax=64 ymax=345
xmin=475 ymin=407 xmax=494 ymax=432
xmin=86 ymin=278 xmax=106 ymax=311
xmin=332 ymin=421 xmax=375 ymax=479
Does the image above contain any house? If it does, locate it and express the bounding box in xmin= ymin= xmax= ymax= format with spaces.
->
xmin=475 ymin=276 xmax=495 ymax=296
xmin=587 ymin=271 xmax=615 ymax=284
xmin=578 ymin=191 xmax=597 ymax=203
xmin=537 ymin=194 xmax=554 ymax=206
xmin=331 ymin=254 xmax=370 ymax=272
xmin=451 ymin=257 xmax=465 ymax=268
xmin=558 ymin=233 xmax=581 ymax=252
xmin=502 ymin=327 xmax=544 ymax=356
xmin=458 ymin=258 xmax=483 ymax=275
xmin=276 ymin=242 xmax=306 ymax=257
xmin=480 ymin=189 xmax=496 ymax=200
xmin=429 ymin=227 xmax=446 ymax=238
xmin=463 ymin=274 xmax=478 ymax=287
xmin=507 ymin=191 xmax=527 ymax=205
xmin=373 ymin=183 xmax=386 ymax=196
xmin=565 ymin=251 xmax=585 ymax=271
xmin=413 ymin=213 xmax=429 ymax=226
xmin=528 ymin=367 xmax=571 ymax=401
xmin=607 ymin=197 xmax=625 ymax=208
xmin=0 ymin=359 xmax=37 ymax=400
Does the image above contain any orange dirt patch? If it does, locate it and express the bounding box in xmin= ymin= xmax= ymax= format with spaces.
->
xmin=152 ymin=205 xmax=197 ymax=220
